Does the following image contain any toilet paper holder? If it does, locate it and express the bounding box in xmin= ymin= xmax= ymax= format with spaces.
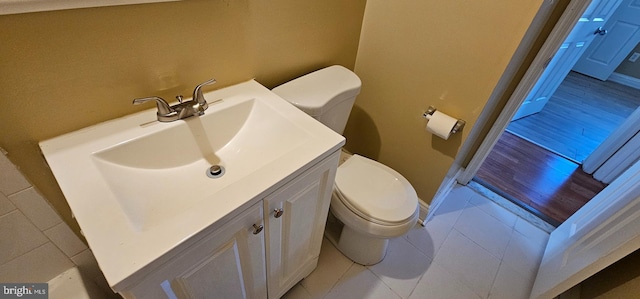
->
xmin=422 ymin=106 xmax=466 ymax=134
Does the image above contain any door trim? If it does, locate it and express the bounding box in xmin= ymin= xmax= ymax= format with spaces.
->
xmin=458 ymin=0 xmax=594 ymax=184
xmin=583 ymin=106 xmax=640 ymax=174
xmin=608 ymin=72 xmax=640 ymax=89
xmin=425 ymin=167 xmax=463 ymax=223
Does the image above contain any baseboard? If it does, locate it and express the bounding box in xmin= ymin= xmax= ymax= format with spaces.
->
xmin=608 ymin=72 xmax=640 ymax=90
xmin=417 ymin=199 xmax=430 ymax=226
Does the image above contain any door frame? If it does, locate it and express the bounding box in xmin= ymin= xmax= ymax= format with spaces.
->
xmin=426 ymin=0 xmax=583 ymax=220
xmin=447 ymin=1 xmax=640 ymax=295
xmin=458 ymin=0 xmax=596 ymax=185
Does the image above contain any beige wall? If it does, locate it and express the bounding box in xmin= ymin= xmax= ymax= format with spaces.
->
xmin=0 ymin=0 xmax=366 ymax=235
xmin=580 ymin=249 xmax=640 ymax=298
xmin=346 ymin=0 xmax=544 ymax=202
xmin=615 ymin=42 xmax=640 ymax=79
xmin=1 ymin=0 xmax=563 ymax=240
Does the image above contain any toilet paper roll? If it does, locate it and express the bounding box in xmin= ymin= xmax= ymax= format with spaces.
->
xmin=426 ymin=111 xmax=458 ymax=140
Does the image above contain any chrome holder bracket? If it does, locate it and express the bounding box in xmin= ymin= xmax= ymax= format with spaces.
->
xmin=422 ymin=106 xmax=466 ymax=135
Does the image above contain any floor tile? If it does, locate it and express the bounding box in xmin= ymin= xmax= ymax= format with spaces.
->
xmin=281 ymin=283 xmax=312 ymax=299
xmin=0 ymin=192 xmax=16 ymax=216
xmin=300 ymin=238 xmax=353 ymax=298
xmin=307 ymin=185 xmax=549 ymax=299
xmin=325 ymin=264 xmax=401 ymax=299
xmin=409 ymin=262 xmax=482 ymax=299
xmin=48 ymin=267 xmax=112 ymax=299
xmin=448 ymin=184 xmax=478 ymax=201
xmin=368 ymin=237 xmax=432 ymax=298
xmin=434 ymin=229 xmax=501 ymax=298
xmin=489 ymin=262 xmax=535 ymax=299
xmin=44 ymin=222 xmax=87 ymax=258
xmin=9 ymin=187 xmax=62 ymax=231
xmin=514 ymin=217 xmax=550 ymax=246
xmin=70 ymin=250 xmax=119 ymax=298
xmin=426 ymin=186 xmax=471 ymax=227
xmin=454 ymin=204 xmax=513 ymax=259
xmin=502 ymin=229 xmax=547 ymax=278
xmin=469 ymin=192 xmax=518 ymax=228
xmin=0 ymin=242 xmax=74 ymax=283
xmin=0 ymin=210 xmax=49 ymax=265
xmin=468 ymin=181 xmax=555 ymax=233
xmin=404 ymin=221 xmax=450 ymax=260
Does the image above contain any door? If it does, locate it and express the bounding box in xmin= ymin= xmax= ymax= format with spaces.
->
xmin=572 ymin=0 xmax=640 ymax=80
xmin=583 ymin=106 xmax=640 ymax=180
xmin=264 ymin=152 xmax=338 ymax=299
xmin=592 ymin=130 xmax=640 ymax=182
xmin=512 ymin=0 xmax=623 ymax=121
xmin=529 ymin=159 xmax=640 ymax=298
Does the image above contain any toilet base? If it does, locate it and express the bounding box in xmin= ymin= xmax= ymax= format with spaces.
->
xmin=325 ymin=211 xmax=390 ymax=265
xmin=336 ymin=225 xmax=388 ymax=266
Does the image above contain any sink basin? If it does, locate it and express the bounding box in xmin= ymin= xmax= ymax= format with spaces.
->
xmin=92 ymin=97 xmax=310 ymax=231
xmin=40 ymin=79 xmax=344 ymax=288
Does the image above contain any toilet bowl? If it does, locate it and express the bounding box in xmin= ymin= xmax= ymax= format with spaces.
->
xmin=329 ymin=154 xmax=418 ymax=265
xmin=272 ymin=65 xmax=419 ymax=265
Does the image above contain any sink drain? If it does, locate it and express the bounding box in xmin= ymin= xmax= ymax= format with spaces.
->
xmin=207 ymin=165 xmax=225 ymax=178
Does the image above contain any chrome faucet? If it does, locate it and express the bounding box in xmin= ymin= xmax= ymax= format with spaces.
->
xmin=133 ymin=78 xmax=217 ymax=122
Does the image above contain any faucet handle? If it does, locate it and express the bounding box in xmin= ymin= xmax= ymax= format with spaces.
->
xmin=132 ymin=96 xmax=174 ymax=115
xmin=192 ymin=78 xmax=217 ymax=106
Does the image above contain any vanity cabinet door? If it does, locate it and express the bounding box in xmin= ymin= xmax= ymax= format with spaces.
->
xmin=264 ymin=151 xmax=339 ymax=298
xmin=124 ymin=202 xmax=267 ymax=299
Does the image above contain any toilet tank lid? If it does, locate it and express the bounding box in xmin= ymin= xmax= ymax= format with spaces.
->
xmin=271 ymin=65 xmax=362 ymax=116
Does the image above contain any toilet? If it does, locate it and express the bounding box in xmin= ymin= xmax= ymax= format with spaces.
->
xmin=272 ymin=65 xmax=419 ymax=265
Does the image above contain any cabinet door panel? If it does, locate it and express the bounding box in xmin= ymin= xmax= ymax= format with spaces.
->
xmin=171 ymin=239 xmax=249 ymax=298
xmin=127 ymin=202 xmax=267 ymax=299
xmin=265 ymin=152 xmax=339 ymax=298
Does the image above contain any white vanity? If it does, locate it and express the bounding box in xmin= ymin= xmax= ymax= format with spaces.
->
xmin=122 ymin=152 xmax=338 ymax=299
xmin=40 ymin=79 xmax=344 ymax=298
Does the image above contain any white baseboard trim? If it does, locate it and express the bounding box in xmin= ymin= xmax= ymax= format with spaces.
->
xmin=608 ymin=72 xmax=640 ymax=90
xmin=418 ymin=199 xmax=430 ymax=226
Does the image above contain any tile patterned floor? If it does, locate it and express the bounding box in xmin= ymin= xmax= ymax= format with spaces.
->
xmin=282 ymin=185 xmax=550 ymax=299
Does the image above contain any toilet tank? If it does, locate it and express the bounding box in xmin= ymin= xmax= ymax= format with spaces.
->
xmin=272 ymin=65 xmax=362 ymax=135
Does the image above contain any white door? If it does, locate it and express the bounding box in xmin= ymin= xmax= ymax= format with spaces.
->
xmin=572 ymin=0 xmax=640 ymax=80
xmin=529 ymin=159 xmax=640 ymax=299
xmin=592 ymin=131 xmax=640 ymax=182
xmin=512 ymin=0 xmax=622 ymax=121
xmin=582 ymin=108 xmax=640 ymax=179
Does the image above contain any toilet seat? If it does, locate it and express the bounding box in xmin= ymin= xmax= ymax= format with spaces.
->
xmin=333 ymin=155 xmax=418 ymax=226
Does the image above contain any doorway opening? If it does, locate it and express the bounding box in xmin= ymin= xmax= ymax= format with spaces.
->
xmin=473 ymin=0 xmax=640 ymax=226
xmin=475 ymin=71 xmax=640 ymax=225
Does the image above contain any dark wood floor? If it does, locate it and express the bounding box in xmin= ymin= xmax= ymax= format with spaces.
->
xmin=476 ymin=132 xmax=607 ymax=225
xmin=507 ymin=71 xmax=640 ymax=163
